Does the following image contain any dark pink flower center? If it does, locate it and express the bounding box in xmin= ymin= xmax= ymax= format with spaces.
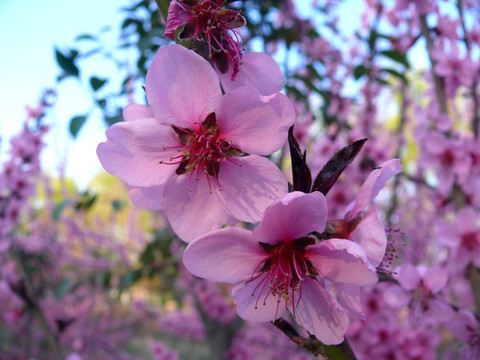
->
xmin=440 ymin=150 xmax=454 ymax=166
xmin=247 ymin=237 xmax=317 ymax=317
xmin=162 ymin=112 xmax=242 ymax=192
xmin=177 ymin=0 xmax=245 ymax=79
xmin=461 ymin=232 xmax=479 ymax=251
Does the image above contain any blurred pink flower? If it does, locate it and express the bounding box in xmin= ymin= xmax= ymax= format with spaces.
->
xmin=97 ymin=44 xmax=294 ymax=241
xmin=184 ymin=191 xmax=378 ymax=344
xmin=384 ymin=264 xmax=454 ymax=327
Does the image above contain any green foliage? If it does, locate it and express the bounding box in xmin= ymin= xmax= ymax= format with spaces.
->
xmin=89 ymin=76 xmax=108 ymax=91
xmin=69 ymin=115 xmax=87 ymax=138
xmin=55 ymin=47 xmax=79 ymax=78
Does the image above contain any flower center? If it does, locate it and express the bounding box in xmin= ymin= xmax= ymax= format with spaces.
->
xmin=247 ymin=237 xmax=317 ymax=317
xmin=161 ymin=112 xmax=242 ymax=192
xmin=178 ymin=0 xmax=245 ymax=79
xmin=461 ymin=232 xmax=479 ymax=251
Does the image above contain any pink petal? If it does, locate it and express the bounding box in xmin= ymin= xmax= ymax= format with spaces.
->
xmin=306 ymin=239 xmax=378 ymax=286
xmin=295 ymin=278 xmax=350 ymax=345
xmin=350 ymin=207 xmax=386 ymax=267
xmin=349 ymin=159 xmax=402 ymax=217
xmin=424 ymin=266 xmax=448 ymax=294
xmin=424 ymin=132 xmax=447 ymax=155
xmin=183 ymin=227 xmax=267 ymax=284
xmin=252 ymin=191 xmax=327 ymax=244
xmin=161 ymin=174 xmax=232 ymax=242
xmin=216 ymin=155 xmax=289 ymax=224
xmin=231 ymin=276 xmax=289 ymax=322
xmin=97 ymin=119 xmax=179 ymax=187
xmin=216 ymin=88 xmax=295 ymax=155
xmin=456 ymin=207 xmax=479 ymax=232
xmin=396 ymin=264 xmax=421 ymax=291
xmin=123 ymin=104 xmax=154 ymax=122
xmin=146 ymin=44 xmax=222 ymax=128
xmin=215 ymin=52 xmax=284 ymax=96
xmin=128 ymin=185 xmax=164 ymax=210
xmin=163 ymin=0 xmax=192 ymax=40
xmin=383 ymin=284 xmax=412 ymax=307
xmin=337 ymin=284 xmax=365 ymax=319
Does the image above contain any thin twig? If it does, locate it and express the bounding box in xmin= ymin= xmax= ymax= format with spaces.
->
xmin=456 ymin=0 xmax=479 ymax=138
xmin=418 ymin=14 xmax=448 ymax=114
xmin=10 ymin=248 xmax=63 ymax=360
xmin=272 ymin=318 xmax=357 ymax=359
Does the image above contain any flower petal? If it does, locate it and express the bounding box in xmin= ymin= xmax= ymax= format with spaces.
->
xmin=253 ymin=191 xmax=327 ymax=244
xmin=295 ymin=278 xmax=349 ymax=345
xmin=231 ymin=276 xmax=289 ymax=322
xmin=162 ymin=174 xmax=232 ymax=242
xmin=183 ymin=227 xmax=267 ymax=284
xmin=396 ymin=264 xmax=421 ymax=291
xmin=215 ymin=52 xmax=284 ymax=96
xmin=216 ymin=156 xmax=288 ymax=224
xmin=123 ymin=104 xmax=154 ymax=122
xmin=163 ymin=0 xmax=192 ymax=40
xmin=336 ymin=284 xmax=365 ymax=319
xmin=350 ymin=207 xmax=386 ymax=267
xmin=216 ymin=88 xmax=295 ymax=155
xmin=349 ymin=159 xmax=402 ymax=217
xmin=306 ymin=239 xmax=378 ymax=286
xmin=96 ymin=119 xmax=179 ymax=187
xmin=128 ymin=185 xmax=164 ymax=210
xmin=146 ymin=44 xmax=222 ymax=128
xmin=424 ymin=266 xmax=448 ymax=294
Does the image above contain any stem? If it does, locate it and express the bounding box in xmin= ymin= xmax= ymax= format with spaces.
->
xmin=468 ymin=264 xmax=480 ymax=315
xmin=418 ymin=14 xmax=448 ymax=114
xmin=387 ymin=83 xmax=407 ymax=227
xmin=456 ymin=0 xmax=480 ymax=138
xmin=10 ymin=249 xmax=63 ymax=360
xmin=272 ymin=318 xmax=357 ymax=359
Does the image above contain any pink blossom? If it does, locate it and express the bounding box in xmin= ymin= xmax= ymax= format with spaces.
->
xmin=448 ymin=310 xmax=480 ymax=359
xmin=164 ymin=0 xmax=245 ymax=79
xmin=97 ymin=44 xmax=294 ymax=241
xmin=384 ymin=264 xmax=454 ymax=327
xmin=214 ymin=52 xmax=285 ymax=96
xmin=326 ymin=159 xmax=402 ymax=317
xmin=436 ymin=207 xmax=480 ymax=269
xmin=184 ymin=191 xmax=378 ymax=344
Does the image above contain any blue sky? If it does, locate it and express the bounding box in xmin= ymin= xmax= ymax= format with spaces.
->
xmin=0 ymin=0 xmax=127 ymax=188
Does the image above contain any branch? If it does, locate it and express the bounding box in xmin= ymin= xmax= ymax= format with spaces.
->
xmin=456 ymin=0 xmax=480 ymax=138
xmin=418 ymin=14 xmax=448 ymax=114
xmin=10 ymin=248 xmax=63 ymax=360
xmin=272 ymin=318 xmax=357 ymax=359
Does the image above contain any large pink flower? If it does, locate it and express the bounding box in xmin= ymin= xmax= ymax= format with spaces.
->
xmin=97 ymin=44 xmax=294 ymax=241
xmin=183 ymin=191 xmax=378 ymax=344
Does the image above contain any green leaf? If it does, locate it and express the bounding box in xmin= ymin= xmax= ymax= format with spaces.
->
xmin=104 ymin=113 xmax=123 ymax=126
xmin=52 ymin=200 xmax=70 ymax=221
xmin=353 ymin=65 xmax=369 ymax=80
xmin=55 ymin=279 xmax=71 ymax=299
xmin=380 ymin=68 xmax=407 ymax=83
xmin=75 ymin=34 xmax=96 ymax=41
xmin=380 ymin=50 xmax=410 ymax=68
xmin=75 ymin=191 xmax=97 ymax=211
xmin=90 ymin=76 xmax=108 ymax=91
xmin=55 ymin=48 xmax=79 ymax=77
xmin=69 ymin=115 xmax=87 ymax=138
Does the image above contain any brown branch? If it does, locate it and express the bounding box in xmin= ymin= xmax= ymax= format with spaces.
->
xmin=419 ymin=14 xmax=448 ymax=114
xmin=457 ymin=0 xmax=480 ymax=138
xmin=10 ymin=248 xmax=63 ymax=360
xmin=272 ymin=318 xmax=357 ymax=359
